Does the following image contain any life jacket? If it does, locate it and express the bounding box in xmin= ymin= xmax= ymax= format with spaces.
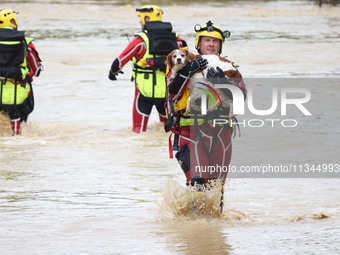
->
xmin=132 ymin=21 xmax=178 ymax=98
xmin=0 ymin=28 xmax=31 ymax=105
xmin=166 ymin=84 xmax=235 ymax=159
xmin=177 ymin=85 xmax=233 ymax=127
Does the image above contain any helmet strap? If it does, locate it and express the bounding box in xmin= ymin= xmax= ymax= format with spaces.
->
xmin=10 ymin=19 xmax=17 ymax=28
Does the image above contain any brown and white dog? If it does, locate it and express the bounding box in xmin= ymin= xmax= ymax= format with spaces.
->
xmin=166 ymin=48 xmax=240 ymax=114
xmin=166 ymin=49 xmax=196 ymax=79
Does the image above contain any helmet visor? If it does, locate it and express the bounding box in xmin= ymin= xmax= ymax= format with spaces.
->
xmin=136 ymin=7 xmax=154 ymax=12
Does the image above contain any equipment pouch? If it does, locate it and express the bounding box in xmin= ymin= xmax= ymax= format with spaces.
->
xmin=0 ymin=41 xmax=25 ymax=67
xmin=0 ymin=66 xmax=23 ymax=80
xmin=175 ymin=144 xmax=190 ymax=173
xmin=150 ymin=57 xmax=166 ymax=72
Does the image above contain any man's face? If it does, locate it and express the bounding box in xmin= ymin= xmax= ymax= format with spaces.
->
xmin=199 ymin=36 xmax=221 ymax=55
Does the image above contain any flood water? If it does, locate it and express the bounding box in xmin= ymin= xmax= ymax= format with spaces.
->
xmin=1 ymin=0 xmax=340 ymax=254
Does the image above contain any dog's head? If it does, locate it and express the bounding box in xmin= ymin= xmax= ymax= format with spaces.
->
xmin=166 ymin=49 xmax=196 ymax=70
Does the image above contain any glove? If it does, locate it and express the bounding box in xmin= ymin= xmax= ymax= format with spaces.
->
xmin=108 ymin=70 xmax=124 ymax=81
xmin=179 ymin=57 xmax=208 ymax=78
xmin=206 ymin=67 xmax=230 ymax=84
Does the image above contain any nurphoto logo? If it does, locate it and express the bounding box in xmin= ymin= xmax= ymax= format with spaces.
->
xmin=198 ymin=82 xmax=312 ymax=128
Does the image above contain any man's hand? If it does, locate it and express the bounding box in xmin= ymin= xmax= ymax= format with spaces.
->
xmin=180 ymin=57 xmax=208 ymax=78
xmin=206 ymin=67 xmax=230 ymax=84
xmin=108 ymin=70 xmax=124 ymax=81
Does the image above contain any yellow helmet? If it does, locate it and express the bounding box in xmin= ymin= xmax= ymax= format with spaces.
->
xmin=136 ymin=5 xmax=163 ymax=25
xmin=194 ymin=20 xmax=230 ymax=54
xmin=0 ymin=9 xmax=18 ymax=29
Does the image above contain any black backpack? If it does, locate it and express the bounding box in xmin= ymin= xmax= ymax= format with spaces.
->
xmin=0 ymin=29 xmax=26 ymax=68
xmin=144 ymin=21 xmax=178 ymax=55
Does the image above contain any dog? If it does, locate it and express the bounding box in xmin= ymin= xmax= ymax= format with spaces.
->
xmin=166 ymin=48 xmax=240 ymax=114
xmin=166 ymin=48 xmax=197 ymax=79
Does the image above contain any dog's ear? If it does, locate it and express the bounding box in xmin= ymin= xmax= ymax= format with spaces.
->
xmin=186 ymin=50 xmax=196 ymax=62
xmin=218 ymin=56 xmax=229 ymax=63
xmin=225 ymin=70 xmax=242 ymax=78
xmin=166 ymin=50 xmax=175 ymax=69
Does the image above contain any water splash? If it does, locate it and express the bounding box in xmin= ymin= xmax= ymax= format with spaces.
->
xmin=290 ymin=211 xmax=331 ymax=222
xmin=0 ymin=112 xmax=12 ymax=137
xmin=158 ymin=178 xmax=228 ymax=220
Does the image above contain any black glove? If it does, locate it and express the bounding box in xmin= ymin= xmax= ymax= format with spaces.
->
xmin=206 ymin=67 xmax=230 ymax=84
xmin=179 ymin=57 xmax=208 ymax=78
xmin=108 ymin=70 xmax=124 ymax=81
